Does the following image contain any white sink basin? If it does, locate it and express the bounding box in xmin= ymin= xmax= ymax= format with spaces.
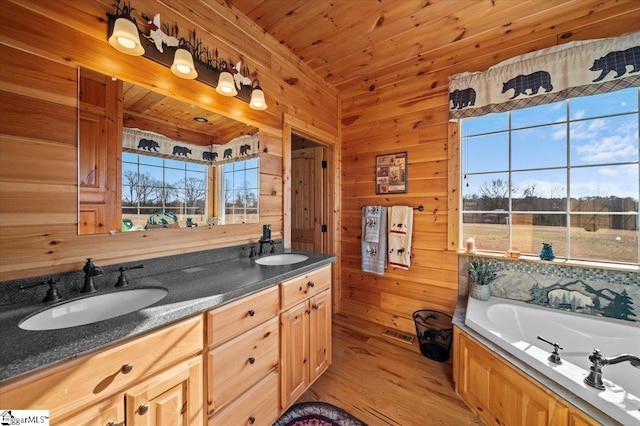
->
xmin=19 ymin=287 xmax=168 ymax=331
xmin=254 ymin=254 xmax=308 ymax=266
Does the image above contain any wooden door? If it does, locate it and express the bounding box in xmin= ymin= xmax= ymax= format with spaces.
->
xmin=309 ymin=290 xmax=331 ymax=383
xmin=280 ymin=301 xmax=309 ymax=409
xmin=126 ymin=356 xmax=202 ymax=426
xmin=291 ymin=147 xmax=323 ymax=252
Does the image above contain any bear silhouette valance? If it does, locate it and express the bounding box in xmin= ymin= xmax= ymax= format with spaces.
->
xmin=122 ymin=128 xmax=259 ymax=166
xmin=449 ymin=31 xmax=640 ymax=119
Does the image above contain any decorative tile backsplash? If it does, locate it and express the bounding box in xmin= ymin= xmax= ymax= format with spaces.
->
xmin=460 ymin=256 xmax=639 ymax=322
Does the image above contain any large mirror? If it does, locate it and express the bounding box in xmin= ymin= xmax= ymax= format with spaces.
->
xmin=78 ymin=68 xmax=259 ymax=235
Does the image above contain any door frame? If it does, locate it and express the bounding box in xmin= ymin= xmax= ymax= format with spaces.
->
xmin=283 ymin=114 xmax=341 ymax=311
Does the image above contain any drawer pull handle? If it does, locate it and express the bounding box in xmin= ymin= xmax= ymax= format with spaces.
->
xmin=307 ymin=281 xmax=315 ymax=288
xmin=313 ymin=303 xmax=319 ymax=310
xmin=248 ymin=357 xmax=256 ymax=364
xmin=306 ymin=309 xmax=311 ymax=315
xmin=248 ymin=309 xmax=255 ymax=316
xmin=106 ymin=421 xmax=118 ymax=426
xmin=121 ymin=363 xmax=133 ymax=374
xmin=249 ymin=416 xmax=256 ymax=424
xmin=137 ymin=403 xmax=149 ymax=415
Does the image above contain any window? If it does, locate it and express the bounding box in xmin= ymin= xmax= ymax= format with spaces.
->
xmin=122 ymin=153 xmax=207 ymax=229
xmin=220 ymin=157 xmax=259 ymax=224
xmin=461 ymin=88 xmax=639 ymax=265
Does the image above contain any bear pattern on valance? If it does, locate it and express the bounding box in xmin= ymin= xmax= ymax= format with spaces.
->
xmin=122 ymin=128 xmax=259 ymax=166
xmin=449 ymin=32 xmax=640 ymax=119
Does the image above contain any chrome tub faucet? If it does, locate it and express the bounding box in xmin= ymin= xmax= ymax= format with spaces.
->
xmin=584 ymin=349 xmax=640 ymax=390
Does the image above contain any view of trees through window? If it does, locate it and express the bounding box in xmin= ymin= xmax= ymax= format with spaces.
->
xmin=122 ymin=153 xmax=207 ymax=230
xmin=461 ymin=88 xmax=639 ymax=264
xmin=222 ymin=158 xmax=259 ymax=224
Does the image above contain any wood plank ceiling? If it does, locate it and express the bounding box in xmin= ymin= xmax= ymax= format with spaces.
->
xmin=122 ymin=81 xmax=257 ymax=145
xmin=228 ymin=0 xmax=639 ymax=92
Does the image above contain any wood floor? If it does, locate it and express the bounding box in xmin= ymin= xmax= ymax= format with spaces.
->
xmin=297 ymin=313 xmax=483 ymax=426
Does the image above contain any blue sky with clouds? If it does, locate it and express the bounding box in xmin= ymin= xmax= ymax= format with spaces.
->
xmin=462 ymin=87 xmax=639 ymax=202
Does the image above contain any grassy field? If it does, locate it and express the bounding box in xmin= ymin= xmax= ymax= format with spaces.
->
xmin=464 ymin=224 xmax=638 ymax=264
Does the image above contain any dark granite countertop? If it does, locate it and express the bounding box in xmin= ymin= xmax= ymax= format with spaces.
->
xmin=0 ymin=250 xmax=335 ymax=382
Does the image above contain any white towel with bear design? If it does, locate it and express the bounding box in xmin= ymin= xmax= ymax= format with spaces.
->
xmin=388 ymin=206 xmax=413 ymax=270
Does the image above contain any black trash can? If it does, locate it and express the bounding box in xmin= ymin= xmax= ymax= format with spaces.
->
xmin=412 ymin=310 xmax=453 ymax=362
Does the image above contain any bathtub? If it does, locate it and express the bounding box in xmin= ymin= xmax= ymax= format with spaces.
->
xmin=464 ymin=297 xmax=640 ymax=425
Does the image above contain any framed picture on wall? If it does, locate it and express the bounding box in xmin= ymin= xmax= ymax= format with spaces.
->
xmin=375 ymin=152 xmax=407 ymax=194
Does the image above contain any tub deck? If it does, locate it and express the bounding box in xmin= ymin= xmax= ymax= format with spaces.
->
xmin=463 ymin=296 xmax=640 ymax=425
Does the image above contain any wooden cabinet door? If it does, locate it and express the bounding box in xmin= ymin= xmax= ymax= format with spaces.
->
xmin=457 ymin=332 xmax=491 ymax=415
xmin=78 ymin=68 xmax=121 ymax=234
xmin=126 ymin=356 xmax=202 ymax=426
xmin=280 ymin=301 xmax=309 ymax=409
xmin=309 ymin=290 xmax=331 ymax=382
xmin=568 ymin=408 xmax=601 ymax=426
xmin=456 ymin=330 xmax=571 ymax=426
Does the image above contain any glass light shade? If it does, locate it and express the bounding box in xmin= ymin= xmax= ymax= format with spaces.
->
xmin=249 ymin=88 xmax=267 ymax=110
xmin=108 ymin=18 xmax=144 ymax=56
xmin=216 ymin=72 xmax=238 ymax=96
xmin=170 ymin=49 xmax=198 ymax=79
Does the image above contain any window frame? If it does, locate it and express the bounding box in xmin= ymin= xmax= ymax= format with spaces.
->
xmin=457 ymin=88 xmax=640 ymax=266
xmin=218 ymin=157 xmax=260 ymax=225
xmin=121 ymin=152 xmax=209 ymax=229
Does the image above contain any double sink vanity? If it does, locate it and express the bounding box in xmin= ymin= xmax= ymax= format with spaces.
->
xmin=0 ymin=246 xmax=335 ymax=425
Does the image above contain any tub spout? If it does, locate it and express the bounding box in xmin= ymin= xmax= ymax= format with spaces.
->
xmin=603 ymin=354 xmax=640 ymax=367
xmin=584 ymin=349 xmax=640 ymax=390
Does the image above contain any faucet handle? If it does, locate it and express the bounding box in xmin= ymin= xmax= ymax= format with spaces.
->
xmin=244 ymin=245 xmax=257 ymax=257
xmin=589 ymin=349 xmax=605 ymax=366
xmin=20 ymin=278 xmax=63 ymax=303
xmin=115 ymin=264 xmax=144 ymax=287
xmin=83 ymin=258 xmax=96 ymax=274
xmin=537 ymin=336 xmax=563 ymax=365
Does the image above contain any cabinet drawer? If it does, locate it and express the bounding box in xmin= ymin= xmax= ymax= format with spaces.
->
xmin=280 ymin=265 xmax=331 ymax=310
xmin=208 ymin=370 xmax=279 ymax=426
xmin=207 ymin=317 xmax=279 ymax=414
xmin=0 ymin=315 xmax=203 ymax=420
xmin=56 ymin=395 xmax=123 ymax=426
xmin=207 ymin=285 xmax=278 ymax=347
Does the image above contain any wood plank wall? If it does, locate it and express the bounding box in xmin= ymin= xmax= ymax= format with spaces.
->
xmin=338 ymin=3 xmax=640 ymax=333
xmin=0 ymin=0 xmax=338 ymax=281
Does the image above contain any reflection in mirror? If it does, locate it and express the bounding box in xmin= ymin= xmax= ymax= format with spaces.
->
xmin=78 ymin=68 xmax=259 ymax=235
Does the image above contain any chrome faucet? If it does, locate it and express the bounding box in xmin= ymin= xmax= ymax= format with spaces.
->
xmin=584 ymin=349 xmax=640 ymax=390
xmin=81 ymin=258 xmax=104 ymax=293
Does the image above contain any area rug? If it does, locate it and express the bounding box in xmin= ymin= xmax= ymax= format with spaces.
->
xmin=274 ymin=401 xmax=368 ymax=426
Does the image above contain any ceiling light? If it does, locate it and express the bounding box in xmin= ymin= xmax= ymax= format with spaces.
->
xmin=171 ymin=48 xmax=198 ymax=79
xmin=193 ymin=117 xmax=208 ymax=123
xmin=108 ymin=18 xmax=144 ymax=56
